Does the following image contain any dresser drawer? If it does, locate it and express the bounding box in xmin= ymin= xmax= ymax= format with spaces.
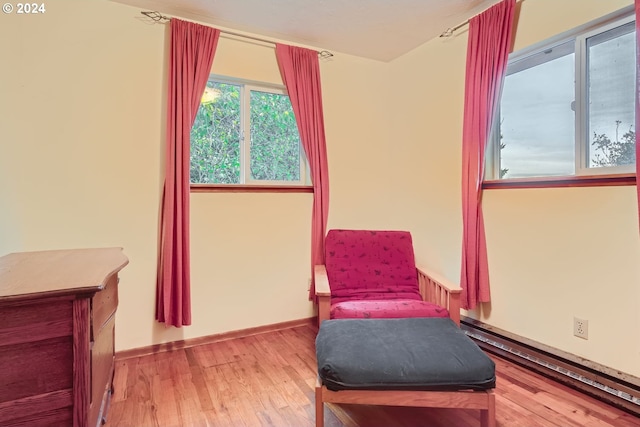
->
xmin=0 ymin=299 xmax=74 ymax=426
xmin=0 ymin=299 xmax=73 ymax=347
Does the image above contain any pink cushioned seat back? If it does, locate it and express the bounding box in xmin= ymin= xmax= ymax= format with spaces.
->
xmin=325 ymin=229 xmax=422 ymax=304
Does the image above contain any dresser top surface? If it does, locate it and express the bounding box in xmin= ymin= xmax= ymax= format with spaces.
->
xmin=0 ymin=247 xmax=129 ymax=301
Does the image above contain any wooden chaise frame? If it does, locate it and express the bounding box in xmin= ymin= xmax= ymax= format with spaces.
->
xmin=314 ymin=263 xmax=462 ymax=326
xmin=315 ymin=382 xmax=496 ymax=427
xmin=316 ymin=386 xmax=496 ymax=427
xmin=314 ymin=265 xmax=496 ymax=427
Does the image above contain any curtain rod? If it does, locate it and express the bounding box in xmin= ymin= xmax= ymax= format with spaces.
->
xmin=439 ymin=0 xmax=523 ymax=38
xmin=140 ymin=11 xmax=334 ymax=59
xmin=439 ymin=20 xmax=468 ymax=38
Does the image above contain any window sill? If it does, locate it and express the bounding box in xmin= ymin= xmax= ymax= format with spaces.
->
xmin=482 ymin=173 xmax=636 ymax=190
xmin=190 ymin=184 xmax=314 ymax=193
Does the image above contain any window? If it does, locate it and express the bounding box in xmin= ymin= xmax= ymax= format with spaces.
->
xmin=190 ymin=77 xmax=307 ymax=186
xmin=487 ymin=11 xmax=636 ymax=181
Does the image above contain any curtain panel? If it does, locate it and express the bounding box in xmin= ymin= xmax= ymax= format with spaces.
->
xmin=275 ymin=44 xmax=330 ymax=302
xmin=156 ymin=19 xmax=220 ymax=327
xmin=460 ymin=0 xmax=515 ymax=310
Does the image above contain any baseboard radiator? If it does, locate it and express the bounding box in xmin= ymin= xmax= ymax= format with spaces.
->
xmin=460 ymin=316 xmax=640 ymax=417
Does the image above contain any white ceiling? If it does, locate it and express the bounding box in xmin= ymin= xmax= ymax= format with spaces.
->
xmin=111 ymin=0 xmax=500 ymax=62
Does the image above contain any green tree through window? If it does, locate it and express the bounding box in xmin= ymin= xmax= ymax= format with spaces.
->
xmin=591 ymin=121 xmax=636 ymax=167
xmin=250 ymin=90 xmax=301 ymax=181
xmin=190 ymin=79 xmax=304 ymax=185
xmin=191 ymin=82 xmax=241 ymax=184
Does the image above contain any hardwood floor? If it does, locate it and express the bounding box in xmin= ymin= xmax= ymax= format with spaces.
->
xmin=106 ymin=323 xmax=640 ymax=427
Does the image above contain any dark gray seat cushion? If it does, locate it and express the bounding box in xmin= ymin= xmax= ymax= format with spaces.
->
xmin=316 ymin=317 xmax=496 ymax=391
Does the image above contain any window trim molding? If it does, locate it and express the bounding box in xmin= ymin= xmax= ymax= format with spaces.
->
xmin=190 ymin=184 xmax=314 ymax=193
xmin=482 ymin=173 xmax=636 ymax=190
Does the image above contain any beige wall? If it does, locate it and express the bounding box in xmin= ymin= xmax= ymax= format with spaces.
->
xmin=0 ymin=0 xmax=392 ymax=350
xmin=0 ymin=0 xmax=166 ymax=348
xmin=1 ymin=0 xmax=638 ymax=378
xmin=390 ymin=0 xmax=640 ymax=377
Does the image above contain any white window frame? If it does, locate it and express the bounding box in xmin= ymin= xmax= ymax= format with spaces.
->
xmin=196 ymin=75 xmax=309 ymax=186
xmin=576 ymin=16 xmax=636 ymax=176
xmin=487 ymin=6 xmax=636 ymax=181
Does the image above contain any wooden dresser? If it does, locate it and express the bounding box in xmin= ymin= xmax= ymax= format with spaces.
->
xmin=0 ymin=248 xmax=129 ymax=427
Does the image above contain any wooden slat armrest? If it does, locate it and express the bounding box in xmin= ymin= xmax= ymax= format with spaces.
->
xmin=416 ymin=264 xmax=461 ymax=326
xmin=416 ymin=264 xmax=462 ymax=294
xmin=314 ymin=265 xmax=331 ymax=297
xmin=315 ymin=265 xmax=331 ymax=326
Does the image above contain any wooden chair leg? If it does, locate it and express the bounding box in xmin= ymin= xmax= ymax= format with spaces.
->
xmin=480 ymin=390 xmax=496 ymax=427
xmin=315 ymin=379 xmax=324 ymax=427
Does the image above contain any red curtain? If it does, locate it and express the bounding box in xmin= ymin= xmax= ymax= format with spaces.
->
xmin=636 ymin=0 xmax=640 ymax=231
xmin=275 ymin=44 xmax=330 ymax=302
xmin=460 ymin=0 xmax=515 ymax=310
xmin=156 ymin=19 xmax=220 ymax=327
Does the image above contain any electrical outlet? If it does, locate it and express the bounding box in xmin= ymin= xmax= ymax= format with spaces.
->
xmin=573 ymin=317 xmax=588 ymax=340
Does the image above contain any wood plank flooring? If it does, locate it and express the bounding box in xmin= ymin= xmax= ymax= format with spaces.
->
xmin=105 ymin=323 xmax=640 ymax=427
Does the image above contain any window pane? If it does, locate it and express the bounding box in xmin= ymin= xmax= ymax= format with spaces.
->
xmin=190 ymin=82 xmax=241 ymax=184
xmin=587 ymin=23 xmax=636 ymax=168
xmin=249 ymin=90 xmax=301 ymax=181
xmin=499 ymin=50 xmax=576 ymax=178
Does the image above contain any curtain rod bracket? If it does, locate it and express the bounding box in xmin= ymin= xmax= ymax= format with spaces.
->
xmin=141 ymin=10 xmax=170 ymax=23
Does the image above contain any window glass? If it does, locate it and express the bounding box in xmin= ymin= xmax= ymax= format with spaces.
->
xmin=587 ymin=22 xmax=636 ymax=169
xmin=489 ymin=13 xmax=636 ymax=181
xmin=249 ymin=90 xmax=301 ymax=181
xmin=500 ymin=48 xmax=576 ymax=178
xmin=191 ymin=82 xmax=241 ymax=184
xmin=190 ymin=79 xmax=305 ymax=185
